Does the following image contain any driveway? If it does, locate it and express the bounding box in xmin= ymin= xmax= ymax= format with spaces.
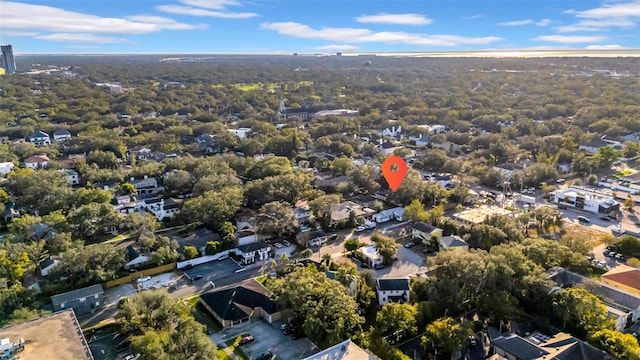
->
xmin=212 ymin=319 xmax=318 ymax=359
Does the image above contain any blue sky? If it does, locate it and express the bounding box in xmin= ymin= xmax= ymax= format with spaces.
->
xmin=0 ymin=0 xmax=638 ymax=53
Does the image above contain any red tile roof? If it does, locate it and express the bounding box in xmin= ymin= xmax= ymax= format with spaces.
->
xmin=603 ymin=269 xmax=640 ymax=290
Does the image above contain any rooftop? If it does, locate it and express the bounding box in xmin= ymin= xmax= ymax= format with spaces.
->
xmin=453 ymin=205 xmax=513 ymax=225
xmin=51 ymin=284 xmax=104 ymax=307
xmin=0 ymin=310 xmax=93 ymax=360
xmin=376 ymin=278 xmax=410 ymax=291
xmin=200 ymin=279 xmax=277 ymax=321
xmin=602 ymin=266 xmax=640 ymax=290
xmin=303 ymin=339 xmax=377 ymax=360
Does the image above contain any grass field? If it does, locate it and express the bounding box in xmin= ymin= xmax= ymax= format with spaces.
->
xmin=216 ymin=335 xmax=250 ymax=360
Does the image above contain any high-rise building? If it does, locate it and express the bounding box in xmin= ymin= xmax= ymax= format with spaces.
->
xmin=1 ymin=45 xmax=17 ymax=74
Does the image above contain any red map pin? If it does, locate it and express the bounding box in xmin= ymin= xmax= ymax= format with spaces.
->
xmin=382 ymin=156 xmax=408 ymax=192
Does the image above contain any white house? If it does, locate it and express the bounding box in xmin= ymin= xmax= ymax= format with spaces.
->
xmin=146 ymin=198 xmax=181 ymax=221
xmin=24 ymin=154 xmax=50 ymax=169
xmin=372 ymin=207 xmax=404 ymax=223
xmin=234 ymin=242 xmax=272 ymax=265
xmin=53 ymin=129 xmax=72 ymax=142
xmin=61 ymin=169 xmax=79 ymax=186
xmin=228 ymin=128 xmax=252 ymax=139
xmin=361 ymin=245 xmax=383 ymax=269
xmin=0 ymin=162 xmax=14 ymax=175
xmin=27 ymin=131 xmax=51 ymax=146
xmin=129 ymin=175 xmax=158 ymax=194
xmin=439 ymin=235 xmax=469 ymax=251
xmin=40 ymin=256 xmax=60 ymax=277
xmin=382 ymin=126 xmax=403 ymax=139
xmin=376 ymin=278 xmax=410 ymax=306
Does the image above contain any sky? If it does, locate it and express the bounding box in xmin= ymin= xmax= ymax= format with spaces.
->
xmin=0 ymin=0 xmax=638 ymax=53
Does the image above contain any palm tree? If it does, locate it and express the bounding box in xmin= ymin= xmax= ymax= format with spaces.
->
xmin=321 ymin=253 xmax=333 ymax=268
xmin=335 ymin=265 xmax=358 ymax=289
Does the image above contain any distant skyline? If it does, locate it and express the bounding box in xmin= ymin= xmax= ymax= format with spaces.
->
xmin=0 ymin=0 xmax=639 ymax=53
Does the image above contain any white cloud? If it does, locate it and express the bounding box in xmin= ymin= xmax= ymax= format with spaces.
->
xmin=498 ymin=19 xmax=534 ymax=26
xmin=156 ymin=5 xmax=257 ymax=18
xmin=536 ymin=19 xmax=552 ymax=26
xmin=179 ymin=0 xmax=243 ymax=9
xmin=126 ymin=15 xmax=208 ymax=30
xmin=462 ymin=14 xmax=484 ymax=20
xmin=315 ymin=44 xmax=360 ymax=51
xmin=0 ymin=1 xmax=203 ymax=34
xmin=355 ymin=13 xmax=432 ymax=26
xmin=35 ymin=33 xmax=130 ymax=44
xmin=566 ymin=1 xmax=640 ymax=19
xmin=585 ymin=44 xmax=626 ymax=49
xmin=261 ymin=22 xmax=503 ymax=46
xmin=66 ymin=45 xmax=101 ymax=49
xmin=533 ymin=35 xmax=607 ymax=44
xmin=0 ymin=30 xmax=39 ymax=36
xmin=555 ymin=18 xmax=635 ymax=32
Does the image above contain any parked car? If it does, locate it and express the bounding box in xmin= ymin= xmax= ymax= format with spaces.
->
xmin=255 ymin=351 xmax=275 ymax=360
xmin=238 ymin=335 xmax=255 ymax=345
xmin=328 ymin=234 xmax=339 ymax=240
xmin=577 ymin=216 xmax=591 ymax=223
xmin=597 ymin=260 xmax=608 ymax=268
xmin=282 ymin=327 xmax=294 ymax=335
xmin=600 ymin=216 xmax=611 ymax=221
xmin=136 ymin=276 xmax=151 ymax=283
xmin=374 ymin=264 xmax=385 ymax=270
xmin=365 ymin=221 xmax=376 ymax=229
xmin=469 ymin=336 xmax=477 ymax=348
xmin=192 ymin=274 xmax=203 ymax=281
xmin=404 ymin=242 xmax=415 ymax=248
xmin=282 ymin=240 xmax=291 ymax=247
xmin=556 ymin=178 xmax=566 ymax=184
xmin=280 ymin=323 xmax=291 ymax=331
xmin=355 ymin=226 xmax=366 ymax=232
xmin=274 ymin=242 xmax=284 ymax=249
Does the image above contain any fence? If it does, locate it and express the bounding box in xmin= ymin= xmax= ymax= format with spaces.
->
xmin=176 ymin=250 xmax=234 ymax=269
xmin=103 ymin=262 xmax=177 ymax=289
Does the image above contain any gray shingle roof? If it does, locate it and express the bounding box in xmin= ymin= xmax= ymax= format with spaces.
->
xmin=377 ymin=278 xmax=410 ymax=291
xmin=51 ymin=284 xmax=104 ymax=307
xmin=492 ymin=334 xmax=547 ymax=359
xmin=413 ymin=222 xmax=436 ymax=234
xmin=200 ymin=279 xmax=277 ymax=321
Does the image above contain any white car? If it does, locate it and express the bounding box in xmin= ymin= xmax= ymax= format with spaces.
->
xmin=283 ymin=240 xmax=291 ymax=247
xmin=365 ymin=221 xmax=377 ymax=229
xmin=136 ymin=276 xmax=151 ymax=283
xmin=274 ymin=242 xmax=284 ymax=248
xmin=355 ymin=226 xmax=366 ymax=232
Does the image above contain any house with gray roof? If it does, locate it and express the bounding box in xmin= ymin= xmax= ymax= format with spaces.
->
xmin=376 ymin=278 xmax=410 ymax=306
xmin=27 ymin=131 xmax=50 ymax=146
xmin=439 ymin=235 xmax=469 ymax=251
xmin=199 ymin=279 xmax=280 ymax=328
xmin=51 ymin=284 xmax=104 ymax=315
xmin=492 ymin=331 xmax=611 ymax=360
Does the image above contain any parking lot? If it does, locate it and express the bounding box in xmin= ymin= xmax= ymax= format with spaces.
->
xmin=212 ymin=319 xmax=317 ymax=359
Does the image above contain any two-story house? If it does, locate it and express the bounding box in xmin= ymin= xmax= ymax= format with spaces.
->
xmin=24 ymin=154 xmax=50 ymax=169
xmin=296 ymin=229 xmax=326 ymax=247
xmin=60 ymin=169 xmax=79 ymax=186
xmin=129 ymin=175 xmax=158 ymax=194
xmin=234 ymin=242 xmax=272 ymax=265
xmin=27 ymin=131 xmax=51 ymax=146
xmin=376 ymin=278 xmax=410 ymax=306
xmin=53 ymin=129 xmax=72 ymax=142
xmin=50 ymin=284 xmax=104 ymax=315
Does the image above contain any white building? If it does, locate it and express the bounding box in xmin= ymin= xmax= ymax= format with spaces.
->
xmin=53 ymin=129 xmax=72 ymax=142
xmin=553 ymin=187 xmax=620 ymax=214
xmin=302 ymin=339 xmax=376 ymax=360
xmin=61 ymin=169 xmax=79 ymax=186
xmin=361 ymin=245 xmax=383 ymax=268
xmin=24 ymin=154 xmax=50 ymax=169
xmin=372 ymin=207 xmax=404 ymax=223
xmin=376 ymin=278 xmax=410 ymax=306
xmin=228 ymin=128 xmax=252 ymax=139
xmin=0 ymin=162 xmax=14 ymax=175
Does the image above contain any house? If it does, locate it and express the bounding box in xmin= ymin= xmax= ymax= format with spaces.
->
xmin=228 ymin=128 xmax=252 ymax=139
xmin=125 ymin=245 xmax=150 ymax=269
xmin=277 ymin=98 xmax=319 ymax=121
xmin=352 ymin=195 xmax=379 ymax=209
xmin=195 ymin=134 xmax=225 ymax=154
xmin=313 ymin=175 xmax=351 ymax=190
xmin=129 ymin=147 xmax=153 ymax=161
xmin=199 ymin=279 xmax=280 ymax=328
xmin=129 ymin=175 xmax=158 ymax=194
xmin=234 ymin=242 xmax=272 ymax=265
xmin=146 ymin=198 xmax=181 ymax=221
xmin=372 ymin=207 xmax=404 ymax=223
xmin=556 ymin=162 xmax=571 ymax=174
xmin=302 ymin=339 xmax=378 ymax=360
xmin=293 ymin=206 xmax=312 ymax=223
xmin=113 ymin=195 xmax=138 ymax=214
xmin=361 ymin=245 xmax=383 ymax=269
xmin=60 ymin=169 xmax=79 ymax=186
xmin=0 ymin=162 xmax=14 ymax=175
xmin=491 ymin=331 xmax=611 ymax=360
xmin=39 ymin=256 xmax=60 ymax=277
xmin=425 ymin=173 xmax=453 ymax=188
xmin=439 ymin=235 xmax=469 ymax=251
xmin=578 ymin=138 xmax=611 ymax=154
xmin=173 ymin=228 xmax=222 ymax=255
xmin=379 ymin=142 xmax=400 ymax=156
xmin=27 ymin=131 xmax=50 ymax=146
xmin=492 ymin=161 xmax=534 ymax=179
xmin=453 ymin=205 xmax=514 ymax=225
xmin=382 ymin=126 xmax=403 ymax=139
xmin=52 ymin=129 xmax=72 ymax=142
xmin=50 ymin=284 xmax=104 ymax=315
xmin=312 ymin=109 xmax=359 ymax=119
xmin=553 ymin=187 xmax=619 ymax=214
xmin=330 ymin=201 xmax=376 ymax=223
xmin=58 ymin=153 xmax=86 ymax=168
xmin=376 ymin=278 xmax=410 ymax=306
xmin=296 ymin=229 xmax=326 ymax=247
xmin=24 ymin=154 xmax=50 ymax=169
xmin=411 ymin=222 xmax=443 ymax=245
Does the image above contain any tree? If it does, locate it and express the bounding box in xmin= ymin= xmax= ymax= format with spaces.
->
xmin=345 ymin=238 xmax=365 ymax=252
xmin=376 ymin=303 xmax=417 ymax=344
xmin=422 ymin=317 xmax=471 ymax=357
xmin=299 ymin=249 xmax=313 ymax=259
xmin=257 ymin=201 xmax=299 ymax=238
xmin=616 ymin=236 xmax=640 ymax=258
xmin=588 ymin=329 xmax=640 ymax=360
xmin=309 ymin=194 xmax=341 ymax=228
xmin=117 ymin=290 xmax=216 ymax=360
xmin=178 ymin=187 xmax=243 ymax=230
xmin=205 ymin=241 xmax=221 ymax=255
xmin=268 ymin=266 xmax=364 ymax=348
xmin=372 ymin=234 xmax=399 ymax=266
xmin=625 ymin=195 xmax=634 ymax=211
xmin=552 ymin=287 xmax=612 ymax=336
xmin=183 ymin=246 xmax=199 ymax=260
xmin=164 ymin=169 xmax=194 ymax=196
xmin=349 ymin=164 xmax=381 ymax=194
xmin=330 ymin=157 xmax=354 ymax=176
xmin=219 ymin=221 xmax=237 ymax=246
xmin=5 ymin=169 xmax=71 ymax=215
xmin=404 ymin=199 xmax=428 ymax=222
xmin=67 ymin=202 xmax=123 ymax=239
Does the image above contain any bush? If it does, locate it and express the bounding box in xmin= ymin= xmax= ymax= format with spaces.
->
xmin=345 ymin=238 xmax=364 ymax=251
xmin=183 ymin=246 xmax=199 ymax=260
xmin=205 ymin=241 xmax=221 ymax=255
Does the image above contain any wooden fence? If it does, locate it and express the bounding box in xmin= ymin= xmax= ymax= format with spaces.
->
xmin=103 ymin=262 xmax=177 ymax=289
